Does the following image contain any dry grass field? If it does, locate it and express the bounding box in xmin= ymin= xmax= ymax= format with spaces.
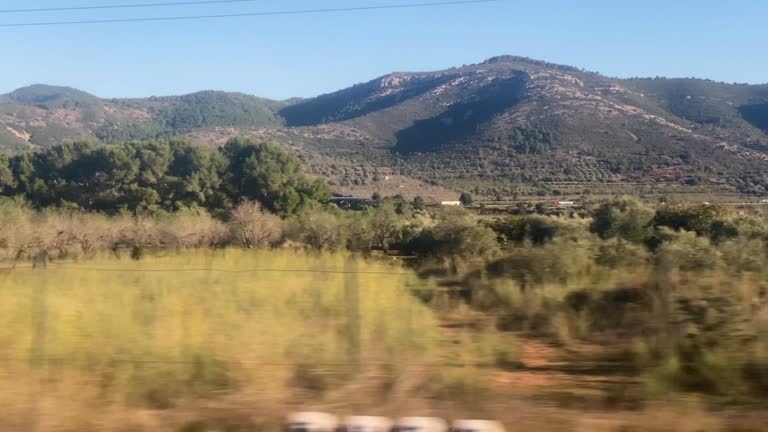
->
xmin=0 ymin=250 xmax=766 ymax=431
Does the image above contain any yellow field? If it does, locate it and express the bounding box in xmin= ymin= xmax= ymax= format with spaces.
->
xmin=0 ymin=250 xmax=445 ymax=431
xmin=3 ymin=249 xmax=766 ymax=432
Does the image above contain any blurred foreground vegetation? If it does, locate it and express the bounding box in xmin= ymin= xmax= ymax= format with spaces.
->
xmin=2 ymin=141 xmax=768 ymax=430
xmin=0 ymin=251 xmax=460 ymax=431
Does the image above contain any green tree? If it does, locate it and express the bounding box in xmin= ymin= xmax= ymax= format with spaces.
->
xmin=8 ymin=153 xmax=35 ymax=195
xmin=653 ymin=204 xmax=737 ymax=242
xmin=286 ymin=208 xmax=346 ymax=250
xmin=367 ymin=202 xmax=402 ymax=251
xmin=220 ymin=137 xmax=329 ymax=216
xmin=460 ymin=192 xmax=474 ymax=207
xmin=403 ymin=208 xmax=500 ymax=271
xmin=590 ymin=198 xmax=654 ymax=243
xmin=487 ymin=215 xmax=562 ymax=246
xmin=162 ymin=141 xmax=227 ymax=211
xmin=129 ymin=140 xmax=172 ymax=186
xmin=0 ymin=155 xmax=15 ymax=193
xmin=0 ymin=138 xmax=330 ymax=217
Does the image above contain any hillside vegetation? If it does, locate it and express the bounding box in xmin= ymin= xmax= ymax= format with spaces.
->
xmin=6 ymin=84 xmax=99 ymax=107
xmin=3 ymin=57 xmax=768 ymax=198
xmin=0 ymin=87 xmax=285 ymax=148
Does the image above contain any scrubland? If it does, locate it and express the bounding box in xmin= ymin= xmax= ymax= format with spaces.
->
xmin=2 ymin=197 xmax=768 ymax=431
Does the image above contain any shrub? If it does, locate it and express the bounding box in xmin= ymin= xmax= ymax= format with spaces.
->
xmin=286 ymin=208 xmax=346 ymax=250
xmin=163 ymin=207 xmax=229 ymax=249
xmin=366 ymin=202 xmax=404 ymax=251
xmin=487 ymin=214 xmax=561 ymax=245
xmin=596 ymin=238 xmax=651 ymax=268
xmin=590 ymin=198 xmax=654 ymax=243
xmin=653 ymin=205 xmax=737 ymax=242
xmin=485 ymin=239 xmax=595 ymax=289
xmin=718 ymin=238 xmax=767 ymax=273
xmin=403 ymin=207 xmax=500 ymax=271
xmin=655 ymin=229 xmax=721 ymax=272
xmin=229 ymin=201 xmax=283 ymax=248
xmin=459 ymin=192 xmax=474 ymax=206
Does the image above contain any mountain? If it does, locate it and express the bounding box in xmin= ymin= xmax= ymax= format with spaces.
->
xmin=0 ymin=86 xmax=285 ymax=151
xmin=6 ymin=84 xmax=99 ymax=106
xmin=246 ymin=56 xmax=768 ymax=197
xmin=3 ymin=57 xmax=768 ymax=199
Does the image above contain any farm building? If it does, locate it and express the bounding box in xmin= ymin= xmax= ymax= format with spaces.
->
xmin=553 ymin=200 xmax=576 ymax=207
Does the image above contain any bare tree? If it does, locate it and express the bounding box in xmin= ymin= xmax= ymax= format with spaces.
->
xmin=164 ymin=209 xmax=229 ymax=249
xmin=230 ymin=201 xmax=283 ymax=249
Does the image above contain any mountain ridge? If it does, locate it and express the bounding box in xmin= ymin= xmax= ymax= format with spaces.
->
xmin=3 ymin=56 xmax=768 ymax=198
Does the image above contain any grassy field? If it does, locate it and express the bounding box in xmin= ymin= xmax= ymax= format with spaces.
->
xmin=2 ymin=249 xmax=767 ymax=432
xmin=0 ymin=250 xmax=452 ymax=431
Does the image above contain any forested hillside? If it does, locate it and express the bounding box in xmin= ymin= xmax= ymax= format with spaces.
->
xmin=0 ymin=86 xmax=286 ymax=149
xmin=3 ymin=56 xmax=768 ymax=198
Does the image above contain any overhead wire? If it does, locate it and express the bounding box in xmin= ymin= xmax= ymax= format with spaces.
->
xmin=0 ymin=0 xmax=502 ymax=27
xmin=45 ymin=264 xmax=412 ymax=275
xmin=1 ymin=0 xmax=272 ymax=14
xmin=0 ymin=355 xmax=497 ymax=368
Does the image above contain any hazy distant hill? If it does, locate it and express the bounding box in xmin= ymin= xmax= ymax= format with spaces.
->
xmin=0 ymin=86 xmax=285 ymax=150
xmin=6 ymin=84 xmax=99 ymax=107
xmin=3 ymin=57 xmax=768 ymax=198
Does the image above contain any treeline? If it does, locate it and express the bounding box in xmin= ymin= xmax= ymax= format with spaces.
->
xmin=0 ymin=138 xmax=330 ymax=216
xmin=0 ymin=195 xmax=489 ymax=266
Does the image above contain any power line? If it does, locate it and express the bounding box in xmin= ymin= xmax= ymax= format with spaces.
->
xmin=0 ymin=0 xmax=263 ymax=14
xmin=2 ymin=263 xmax=510 ymax=281
xmin=0 ymin=0 xmax=501 ymax=27
xmin=45 ymin=265 xmax=411 ymax=275
xmin=0 ymin=356 xmax=493 ymax=368
xmin=0 ymin=356 xmax=378 ymax=366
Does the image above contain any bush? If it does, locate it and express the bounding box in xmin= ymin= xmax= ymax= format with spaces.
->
xmin=653 ymin=205 xmax=737 ymax=242
xmin=229 ymin=201 xmax=283 ymax=248
xmin=651 ymin=349 xmax=743 ymax=395
xmin=402 ymin=207 xmax=500 ymax=271
xmin=366 ymin=202 xmax=405 ymax=251
xmin=163 ymin=207 xmax=229 ymax=249
xmin=596 ymin=238 xmax=651 ymax=268
xmin=487 ymin=214 xmax=561 ymax=245
xmin=655 ymin=229 xmax=721 ymax=272
xmin=590 ymin=198 xmax=654 ymax=243
xmin=459 ymin=192 xmax=474 ymax=206
xmin=485 ymin=239 xmax=595 ymax=289
xmin=718 ymin=238 xmax=767 ymax=273
xmin=286 ymin=208 xmax=346 ymax=250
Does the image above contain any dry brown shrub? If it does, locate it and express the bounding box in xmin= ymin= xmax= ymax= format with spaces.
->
xmin=163 ymin=209 xmax=230 ymax=249
xmin=229 ymin=201 xmax=283 ymax=249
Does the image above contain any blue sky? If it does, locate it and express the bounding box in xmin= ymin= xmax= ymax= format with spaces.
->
xmin=0 ymin=0 xmax=766 ymax=100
